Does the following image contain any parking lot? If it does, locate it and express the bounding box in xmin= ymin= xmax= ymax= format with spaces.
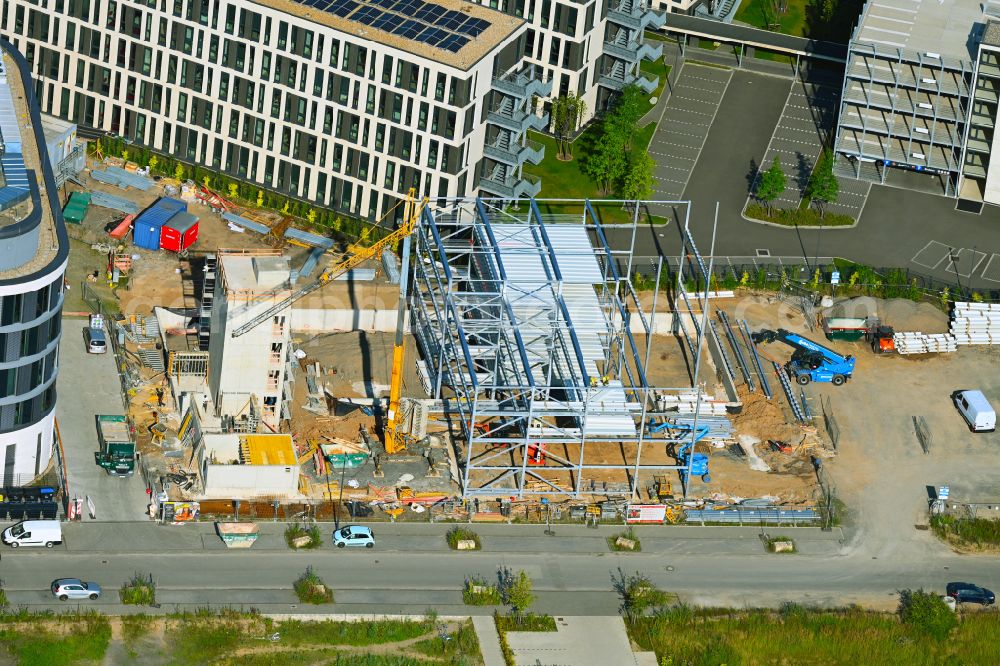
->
xmin=57 ymin=319 xmax=150 ymax=521
xmin=752 ymin=74 xmax=870 ymax=217
xmin=648 ymin=63 xmax=732 ymax=201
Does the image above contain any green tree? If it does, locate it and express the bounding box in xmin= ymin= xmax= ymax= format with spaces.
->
xmin=805 ymin=149 xmax=840 ymax=217
xmin=499 ymin=568 xmax=535 ymax=617
xmin=620 ymin=152 xmax=655 ymax=201
xmin=551 ymin=93 xmax=587 ymax=160
xmin=756 ymin=156 xmax=786 ymax=212
xmin=898 ymin=589 xmax=956 ymax=640
xmin=587 ymin=134 xmax=628 ymax=195
xmin=612 ymin=85 xmax=646 ymax=150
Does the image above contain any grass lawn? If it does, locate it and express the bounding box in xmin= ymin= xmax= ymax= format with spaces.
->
xmin=0 ymin=612 xmax=482 ymax=666
xmin=735 ymin=0 xmax=864 ymax=43
xmin=628 ymin=607 xmax=1000 ymax=664
xmin=0 ymin=614 xmax=111 ymax=666
xmin=523 ymin=63 xmax=670 ymax=226
xmin=736 ymin=0 xmax=809 ymax=36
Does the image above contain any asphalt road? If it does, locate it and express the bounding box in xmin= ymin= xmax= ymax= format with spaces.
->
xmin=0 ymin=522 xmax=995 ymax=614
xmin=56 ymin=319 xmax=150 ymax=522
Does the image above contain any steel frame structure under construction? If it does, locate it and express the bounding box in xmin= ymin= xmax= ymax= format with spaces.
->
xmin=410 ymin=198 xmax=718 ymax=498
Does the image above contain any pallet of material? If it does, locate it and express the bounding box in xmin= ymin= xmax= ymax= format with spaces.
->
xmin=893 ymin=332 xmax=957 ymax=354
xmin=471 ymin=511 xmax=506 ymax=522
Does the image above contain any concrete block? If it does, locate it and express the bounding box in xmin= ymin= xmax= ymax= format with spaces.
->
xmin=457 ymin=539 xmax=478 ymax=550
xmin=615 ymin=537 xmax=637 ymax=550
xmin=291 ymin=535 xmax=312 ymax=548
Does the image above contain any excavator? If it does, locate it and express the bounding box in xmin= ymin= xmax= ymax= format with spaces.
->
xmin=231 ymin=189 xmax=426 ymax=454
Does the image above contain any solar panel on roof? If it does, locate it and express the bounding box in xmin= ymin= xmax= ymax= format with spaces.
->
xmin=327 ymin=0 xmax=358 ymax=17
xmin=440 ymin=34 xmax=468 ymax=53
xmin=305 ymin=0 xmax=486 ymax=53
xmin=456 ymin=17 xmax=488 ymax=37
xmin=373 ymin=13 xmax=404 ymax=31
xmin=353 ymin=6 xmax=382 ymax=24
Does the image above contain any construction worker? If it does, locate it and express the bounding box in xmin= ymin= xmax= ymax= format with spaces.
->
xmin=589 ymin=377 xmax=598 ymax=388
xmin=601 ymin=375 xmax=610 ymax=386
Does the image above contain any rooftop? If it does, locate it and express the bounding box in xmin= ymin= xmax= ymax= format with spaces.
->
xmin=203 ymin=433 xmax=296 ymax=466
xmin=219 ymin=250 xmax=291 ymax=293
xmin=258 ymin=0 xmax=522 ymax=70
xmin=0 ymin=47 xmax=61 ymax=279
xmin=853 ymin=0 xmax=988 ymax=64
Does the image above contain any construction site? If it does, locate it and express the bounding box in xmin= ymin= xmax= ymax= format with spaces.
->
xmin=56 ymin=141 xmax=1000 ymax=529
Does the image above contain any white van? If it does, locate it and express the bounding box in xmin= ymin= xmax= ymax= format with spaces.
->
xmin=952 ymin=390 xmax=996 ymax=432
xmin=2 ymin=520 xmax=63 ymax=548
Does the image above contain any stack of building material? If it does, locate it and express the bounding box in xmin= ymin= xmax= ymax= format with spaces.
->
xmin=672 ymin=415 xmax=733 ymax=441
xmin=951 ymin=302 xmax=1000 ymax=345
xmin=893 ymin=332 xmax=958 ymax=354
xmin=91 ymin=166 xmax=154 ymax=190
xmin=661 ymin=391 xmax=728 ymax=416
xmin=90 ymin=190 xmax=140 ymax=214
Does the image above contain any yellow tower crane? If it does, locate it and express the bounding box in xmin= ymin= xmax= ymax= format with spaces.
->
xmin=230 ymin=190 xmax=426 ymax=454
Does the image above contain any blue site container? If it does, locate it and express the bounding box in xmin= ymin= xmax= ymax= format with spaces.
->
xmin=133 ymin=197 xmax=186 ymax=250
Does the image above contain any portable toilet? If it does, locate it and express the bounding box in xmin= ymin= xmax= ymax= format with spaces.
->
xmin=159 ymin=212 xmax=199 ymax=252
xmin=133 ymin=197 xmax=185 ymax=250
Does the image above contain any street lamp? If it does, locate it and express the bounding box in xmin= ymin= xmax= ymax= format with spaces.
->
xmin=335 ymin=459 xmax=348 ymax=530
xmin=948 ymin=247 xmax=964 ymax=301
xmin=541 ymin=497 xmax=554 ymax=536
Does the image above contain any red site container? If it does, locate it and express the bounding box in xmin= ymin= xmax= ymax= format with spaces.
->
xmin=159 ymin=212 xmax=199 ymax=252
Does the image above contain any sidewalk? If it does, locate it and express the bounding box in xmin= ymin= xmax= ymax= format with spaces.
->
xmin=2 ymin=520 xmax=849 ymax=556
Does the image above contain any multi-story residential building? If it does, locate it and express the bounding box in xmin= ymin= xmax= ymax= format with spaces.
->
xmin=0 ymin=38 xmax=67 ymax=486
xmin=833 ymin=0 xmax=1000 ymax=209
xmin=468 ymin=0 xmax=664 ymax=122
xmin=0 ymin=1 xmax=664 ymax=214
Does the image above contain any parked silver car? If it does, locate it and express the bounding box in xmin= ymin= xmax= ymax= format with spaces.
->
xmin=51 ymin=578 xmax=101 ymax=601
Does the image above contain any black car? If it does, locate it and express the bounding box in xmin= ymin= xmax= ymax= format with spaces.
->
xmin=946 ymin=582 xmax=995 ymax=605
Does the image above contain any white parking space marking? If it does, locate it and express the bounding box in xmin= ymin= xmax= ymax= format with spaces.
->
xmin=944 ymin=248 xmax=987 ymax=277
xmin=650 ymin=63 xmax=733 ymax=200
xmin=910 ymin=241 xmax=953 ymax=269
xmin=980 ymin=254 xmax=1000 ymax=283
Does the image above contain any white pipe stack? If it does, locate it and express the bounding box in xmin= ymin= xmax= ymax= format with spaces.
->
xmin=893 ymin=332 xmax=958 ymax=354
xmin=950 ymin=302 xmax=1000 ymax=345
xmin=662 ymin=391 xmax=729 ymax=416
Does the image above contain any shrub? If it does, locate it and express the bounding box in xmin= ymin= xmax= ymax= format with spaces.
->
xmin=930 ymin=514 xmax=1000 ymax=547
xmin=612 ymin=569 xmax=672 ymax=619
xmin=765 ymin=536 xmax=796 ymax=553
xmin=608 ymin=527 xmax=642 ymax=552
xmin=0 ymin=585 xmax=7 ymax=609
xmin=119 ymin=573 xmax=156 ymax=606
xmin=446 ymin=526 xmax=481 ymax=550
xmin=462 ymin=576 xmax=502 ymax=606
xmin=293 ymin=566 xmax=334 ymax=604
xmin=285 ymin=523 xmax=323 ymax=549
xmin=745 ymin=203 xmax=854 ymax=227
xmin=493 ymin=611 xmax=556 ymax=632
xmin=898 ymin=589 xmax=956 ymax=640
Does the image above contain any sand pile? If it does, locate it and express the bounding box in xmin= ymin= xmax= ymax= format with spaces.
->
xmin=732 ymin=387 xmax=802 ymax=442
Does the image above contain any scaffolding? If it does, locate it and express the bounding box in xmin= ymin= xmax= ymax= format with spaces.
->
xmin=410 ymin=198 xmax=718 ymax=499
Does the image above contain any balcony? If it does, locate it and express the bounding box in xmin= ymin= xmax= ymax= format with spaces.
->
xmin=484 ymin=139 xmax=546 ymax=166
xmin=479 ymin=173 xmax=542 ymax=198
xmin=487 ymin=109 xmax=549 ymax=134
xmin=492 ymin=65 xmax=553 ymax=100
xmin=607 ymin=1 xmax=665 ymax=31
